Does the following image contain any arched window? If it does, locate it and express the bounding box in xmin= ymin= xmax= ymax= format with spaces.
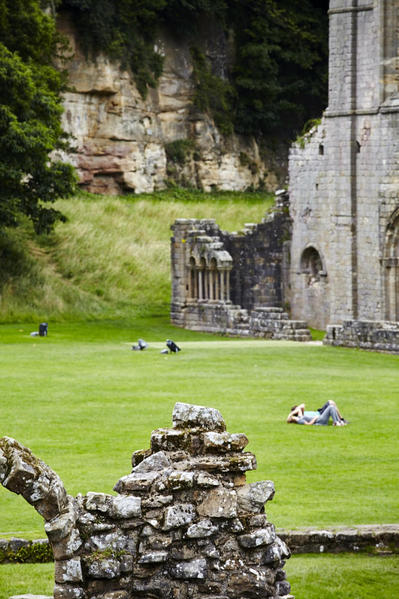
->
xmin=300 ymin=246 xmax=324 ymax=286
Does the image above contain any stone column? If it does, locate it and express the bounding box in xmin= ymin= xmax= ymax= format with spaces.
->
xmin=198 ymin=267 xmax=203 ymax=300
xmin=209 ymin=269 xmax=214 ymax=300
xmin=220 ymin=270 xmax=225 ymax=302
xmin=226 ymin=269 xmax=231 ymax=302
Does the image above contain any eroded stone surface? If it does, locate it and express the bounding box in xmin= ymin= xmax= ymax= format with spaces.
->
xmin=56 ymin=12 xmax=280 ymax=196
xmin=172 ymin=402 xmax=226 ymax=432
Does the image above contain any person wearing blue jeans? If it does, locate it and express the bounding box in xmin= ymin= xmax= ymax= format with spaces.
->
xmin=287 ymin=400 xmax=347 ymax=426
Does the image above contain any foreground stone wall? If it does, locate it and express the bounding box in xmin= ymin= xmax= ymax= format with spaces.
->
xmin=0 ymin=403 xmax=293 ymax=599
xmin=57 ymin=11 xmax=282 ymax=195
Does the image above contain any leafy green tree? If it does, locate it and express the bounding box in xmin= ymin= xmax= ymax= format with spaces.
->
xmin=0 ymin=0 xmax=76 ymax=234
xmin=230 ymin=0 xmax=329 ymax=139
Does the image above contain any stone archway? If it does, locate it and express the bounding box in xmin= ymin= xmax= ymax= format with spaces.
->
xmin=383 ymin=208 xmax=399 ymax=320
xmin=1 ymin=403 xmax=292 ymax=599
xmin=296 ymin=245 xmax=329 ymax=330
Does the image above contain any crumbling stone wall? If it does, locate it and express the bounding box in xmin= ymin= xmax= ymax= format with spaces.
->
xmin=324 ymin=320 xmax=399 ymax=353
xmin=170 ymin=194 xmax=311 ymax=341
xmin=0 ymin=403 xmax=293 ymax=599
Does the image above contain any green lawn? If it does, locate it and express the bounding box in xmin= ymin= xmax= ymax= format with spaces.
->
xmin=1 ymin=319 xmax=398 ymax=540
xmin=286 ymin=554 xmax=399 ymax=599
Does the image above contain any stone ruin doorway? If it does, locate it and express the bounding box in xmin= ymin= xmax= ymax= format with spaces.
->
xmin=296 ymin=245 xmax=329 ymax=330
xmin=384 ymin=209 xmax=399 ymax=321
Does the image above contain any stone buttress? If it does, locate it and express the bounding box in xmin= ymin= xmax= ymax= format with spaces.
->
xmin=0 ymin=403 xmax=293 ymax=599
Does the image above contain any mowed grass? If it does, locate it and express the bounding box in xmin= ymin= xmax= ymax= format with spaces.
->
xmin=286 ymin=554 xmax=399 ymax=599
xmin=0 ymin=319 xmax=398 ymax=539
xmin=1 ymin=552 xmax=398 ymax=599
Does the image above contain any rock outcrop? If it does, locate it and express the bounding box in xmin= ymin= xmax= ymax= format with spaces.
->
xmin=57 ymin=12 xmax=282 ymax=195
xmin=1 ymin=402 xmax=292 ymax=599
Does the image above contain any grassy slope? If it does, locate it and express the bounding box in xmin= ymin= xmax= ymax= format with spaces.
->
xmin=0 ymin=189 xmax=274 ymax=322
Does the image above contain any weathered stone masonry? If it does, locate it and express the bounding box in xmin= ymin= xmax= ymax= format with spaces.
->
xmin=0 ymin=403 xmax=293 ymax=599
xmin=170 ymin=194 xmax=311 ymax=341
xmin=289 ymin=0 xmax=399 ymax=338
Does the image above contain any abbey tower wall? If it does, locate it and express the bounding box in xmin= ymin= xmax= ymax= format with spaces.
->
xmin=289 ymin=0 xmax=399 ymax=329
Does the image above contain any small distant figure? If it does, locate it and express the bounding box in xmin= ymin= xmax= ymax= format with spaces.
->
xmin=160 ymin=348 xmax=169 ymax=354
xmin=166 ymin=339 xmax=181 ymax=353
xmin=132 ymin=339 xmax=148 ymax=351
xmin=287 ymin=400 xmax=348 ymax=426
xmin=39 ymin=323 xmax=48 ymax=336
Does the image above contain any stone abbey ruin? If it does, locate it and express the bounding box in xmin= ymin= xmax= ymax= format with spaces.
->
xmin=170 ymin=0 xmax=399 ymax=353
xmin=0 ymin=403 xmax=292 ymax=599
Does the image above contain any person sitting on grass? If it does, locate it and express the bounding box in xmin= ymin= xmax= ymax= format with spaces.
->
xmin=287 ymin=400 xmax=348 ymax=426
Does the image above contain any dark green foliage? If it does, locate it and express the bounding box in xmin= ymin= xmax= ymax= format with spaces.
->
xmin=165 ymin=139 xmax=197 ymax=165
xmin=0 ymin=541 xmax=53 ymax=563
xmin=230 ymin=0 xmax=329 ymax=138
xmin=161 ymin=0 xmax=228 ymax=34
xmin=190 ymin=47 xmax=235 ymax=136
xmin=0 ymin=0 xmax=76 ymax=234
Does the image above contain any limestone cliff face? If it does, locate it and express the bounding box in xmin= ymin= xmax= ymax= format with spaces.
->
xmin=58 ymin=13 xmax=282 ymax=195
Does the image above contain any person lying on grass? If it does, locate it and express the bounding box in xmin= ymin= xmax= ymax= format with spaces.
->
xmin=287 ymin=400 xmax=348 ymax=426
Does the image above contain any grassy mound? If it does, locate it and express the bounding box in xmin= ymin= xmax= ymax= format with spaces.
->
xmin=0 ymin=189 xmax=274 ymax=323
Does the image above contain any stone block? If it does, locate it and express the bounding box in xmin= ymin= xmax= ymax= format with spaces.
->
xmin=163 ymin=503 xmax=196 ymax=530
xmin=262 ymin=537 xmax=291 ymax=564
xmin=113 ymin=471 xmax=159 ymax=493
xmin=197 ymin=487 xmax=237 ymax=518
xmin=44 ymin=503 xmax=77 ymax=543
xmin=86 ymin=557 xmax=121 ymax=579
xmin=170 ymin=558 xmax=207 ymax=579
xmin=110 ymin=495 xmax=141 ymax=519
xmin=52 ymin=528 xmax=83 ymax=561
xmin=172 ymin=402 xmax=226 ymax=432
xmin=54 ymin=558 xmax=83 ymax=583
xmin=150 ymin=428 xmax=187 ymax=452
xmin=237 ymin=481 xmax=275 ymax=514
xmin=167 ymin=470 xmax=195 ymax=490
xmin=85 ymin=492 xmax=112 ymax=512
xmin=53 ymin=586 xmax=84 ymax=599
xmin=186 ymin=519 xmax=218 ymax=538
xmin=88 ymin=531 xmax=131 ymax=554
xmin=138 ymin=550 xmax=168 ymax=563
xmin=238 ymin=526 xmax=276 ymax=548
xmin=202 ymin=432 xmax=248 ymax=453
xmin=132 ymin=451 xmax=171 ymax=473
xmin=196 ymin=472 xmax=220 ymax=487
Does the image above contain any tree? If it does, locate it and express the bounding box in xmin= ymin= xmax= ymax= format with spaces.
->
xmin=230 ymin=0 xmax=329 ymax=139
xmin=0 ymin=0 xmax=76 ymax=234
